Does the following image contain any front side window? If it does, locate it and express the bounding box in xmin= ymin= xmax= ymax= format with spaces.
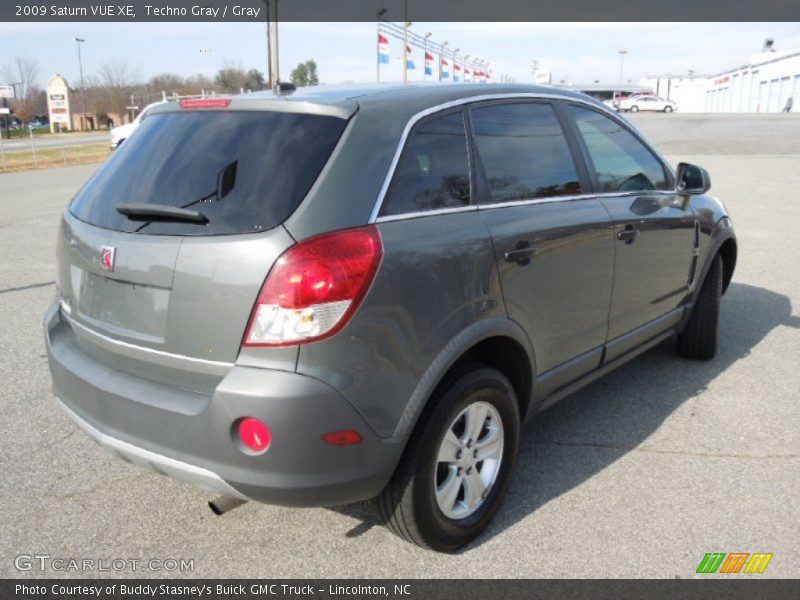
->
xmin=380 ymin=111 xmax=471 ymax=217
xmin=470 ymin=102 xmax=582 ymax=203
xmin=568 ymin=105 xmax=667 ymax=193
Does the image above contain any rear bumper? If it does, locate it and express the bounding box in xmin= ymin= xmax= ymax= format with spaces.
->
xmin=57 ymin=398 xmax=248 ymax=499
xmin=44 ymin=302 xmax=403 ymax=507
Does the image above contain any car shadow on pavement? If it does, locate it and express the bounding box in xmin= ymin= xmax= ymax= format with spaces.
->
xmin=328 ymin=283 xmax=799 ymax=550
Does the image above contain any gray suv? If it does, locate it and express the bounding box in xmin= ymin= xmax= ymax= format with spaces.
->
xmin=44 ymin=84 xmax=736 ymax=552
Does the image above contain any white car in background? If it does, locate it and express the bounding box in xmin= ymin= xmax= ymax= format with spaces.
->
xmin=618 ymin=95 xmax=677 ymax=113
xmin=110 ymin=101 xmax=167 ymax=149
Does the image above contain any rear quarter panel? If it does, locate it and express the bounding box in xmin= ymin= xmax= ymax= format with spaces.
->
xmin=295 ymin=212 xmax=506 ymax=438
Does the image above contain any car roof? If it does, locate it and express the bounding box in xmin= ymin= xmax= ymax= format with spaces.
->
xmin=249 ymin=82 xmax=600 ymax=110
xmin=147 ymin=83 xmax=605 ymax=122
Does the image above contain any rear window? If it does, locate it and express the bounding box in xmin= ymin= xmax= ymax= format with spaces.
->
xmin=379 ymin=111 xmax=471 ymax=217
xmin=70 ymin=110 xmax=347 ymax=235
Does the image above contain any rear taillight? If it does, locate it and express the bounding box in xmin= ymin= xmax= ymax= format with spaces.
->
xmin=243 ymin=226 xmax=382 ymax=347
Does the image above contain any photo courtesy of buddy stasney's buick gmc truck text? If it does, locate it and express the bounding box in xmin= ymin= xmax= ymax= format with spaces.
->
xmin=17 ymin=583 xmax=361 ymax=597
xmin=44 ymin=84 xmax=736 ymax=552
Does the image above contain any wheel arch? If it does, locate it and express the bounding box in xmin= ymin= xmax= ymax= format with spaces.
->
xmin=392 ymin=317 xmax=536 ymax=440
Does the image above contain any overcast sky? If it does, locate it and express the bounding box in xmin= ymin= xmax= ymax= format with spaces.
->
xmin=2 ymin=21 xmax=799 ymax=89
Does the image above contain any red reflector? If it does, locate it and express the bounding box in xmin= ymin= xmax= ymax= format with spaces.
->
xmin=180 ymin=98 xmax=232 ymax=109
xmin=238 ymin=418 xmax=271 ymax=453
xmin=322 ymin=430 xmax=363 ymax=446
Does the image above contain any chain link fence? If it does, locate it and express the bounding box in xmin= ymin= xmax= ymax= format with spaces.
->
xmin=0 ymin=129 xmax=110 ymax=173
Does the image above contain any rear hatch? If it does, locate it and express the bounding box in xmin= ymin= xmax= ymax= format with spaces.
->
xmin=56 ymin=98 xmax=352 ymax=392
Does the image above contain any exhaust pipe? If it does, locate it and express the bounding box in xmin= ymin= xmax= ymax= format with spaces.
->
xmin=208 ymin=495 xmax=247 ymax=516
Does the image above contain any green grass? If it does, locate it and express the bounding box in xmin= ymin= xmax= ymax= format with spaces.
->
xmin=1 ymin=142 xmax=110 ymax=173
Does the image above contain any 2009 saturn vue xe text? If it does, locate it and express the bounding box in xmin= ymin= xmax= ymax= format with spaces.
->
xmin=44 ymin=84 xmax=736 ymax=552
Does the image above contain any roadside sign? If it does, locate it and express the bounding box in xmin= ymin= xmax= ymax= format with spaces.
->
xmin=0 ymin=107 xmax=10 ymax=115
xmin=0 ymin=85 xmax=14 ymax=99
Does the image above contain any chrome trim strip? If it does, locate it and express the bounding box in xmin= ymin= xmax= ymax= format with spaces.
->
xmin=368 ymin=92 xmax=675 ymax=224
xmin=375 ymin=190 xmax=678 ymax=222
xmin=61 ymin=309 xmax=234 ymax=377
xmin=376 ymin=205 xmax=478 ymax=223
xmin=57 ymin=398 xmax=248 ymax=500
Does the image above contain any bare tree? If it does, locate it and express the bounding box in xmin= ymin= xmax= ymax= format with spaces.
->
xmin=97 ymin=59 xmax=141 ymax=118
xmin=13 ymin=86 xmax=45 ymax=123
xmin=148 ymin=72 xmax=184 ymax=97
xmin=182 ymin=73 xmax=214 ymax=95
xmin=1 ymin=55 xmax=40 ymax=99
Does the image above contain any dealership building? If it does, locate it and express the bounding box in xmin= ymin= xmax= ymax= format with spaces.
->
xmin=640 ymin=43 xmax=800 ymax=113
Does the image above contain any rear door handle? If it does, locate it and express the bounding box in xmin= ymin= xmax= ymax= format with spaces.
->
xmin=616 ymin=225 xmax=639 ymax=244
xmin=504 ymin=241 xmax=535 ymax=265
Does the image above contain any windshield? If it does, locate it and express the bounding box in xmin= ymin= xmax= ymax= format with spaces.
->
xmin=71 ymin=110 xmax=347 ymax=235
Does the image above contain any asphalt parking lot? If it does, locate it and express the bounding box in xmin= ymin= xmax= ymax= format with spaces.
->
xmin=1 ymin=113 xmax=798 ymax=578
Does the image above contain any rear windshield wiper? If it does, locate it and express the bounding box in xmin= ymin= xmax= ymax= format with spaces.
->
xmin=116 ymin=203 xmax=209 ymax=224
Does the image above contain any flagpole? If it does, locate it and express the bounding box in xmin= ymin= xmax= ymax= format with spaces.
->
xmin=376 ymin=7 xmax=386 ymax=83
xmin=423 ymin=32 xmax=432 ymax=82
xmin=440 ymin=41 xmax=448 ymax=82
xmin=402 ymin=0 xmax=409 ymax=85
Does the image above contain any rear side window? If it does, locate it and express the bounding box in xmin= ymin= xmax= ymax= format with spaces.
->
xmin=380 ymin=111 xmax=471 ymax=217
xmin=568 ymin=105 xmax=667 ymax=193
xmin=70 ymin=110 xmax=347 ymax=235
xmin=470 ymin=102 xmax=582 ymax=203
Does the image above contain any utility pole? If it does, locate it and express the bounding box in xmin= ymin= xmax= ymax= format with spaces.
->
xmin=269 ymin=1 xmax=280 ymax=91
xmin=73 ymin=37 xmax=87 ymax=130
xmin=264 ymin=0 xmax=272 ymax=89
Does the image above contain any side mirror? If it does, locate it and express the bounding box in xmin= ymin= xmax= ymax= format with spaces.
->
xmin=676 ymin=162 xmax=711 ymax=196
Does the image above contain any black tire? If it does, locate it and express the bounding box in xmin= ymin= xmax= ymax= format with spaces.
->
xmin=664 ymin=106 xmax=673 ymax=113
xmin=630 ymin=105 xmax=640 ymax=113
xmin=377 ymin=364 xmax=520 ymax=552
xmin=678 ymin=254 xmax=723 ymax=360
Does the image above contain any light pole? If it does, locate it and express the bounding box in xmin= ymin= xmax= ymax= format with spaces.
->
xmin=452 ymin=48 xmax=460 ymax=82
xmin=439 ymin=41 xmax=448 ymax=81
xmin=617 ymin=48 xmax=628 ymax=102
xmin=73 ymin=37 xmax=87 ymax=130
xmin=423 ymin=32 xmax=432 ymax=81
xmin=463 ymin=54 xmax=470 ymax=82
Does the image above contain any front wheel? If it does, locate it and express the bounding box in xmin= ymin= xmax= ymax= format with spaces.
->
xmin=664 ymin=106 xmax=673 ymax=113
xmin=630 ymin=105 xmax=640 ymax=113
xmin=377 ymin=365 xmax=520 ymax=552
